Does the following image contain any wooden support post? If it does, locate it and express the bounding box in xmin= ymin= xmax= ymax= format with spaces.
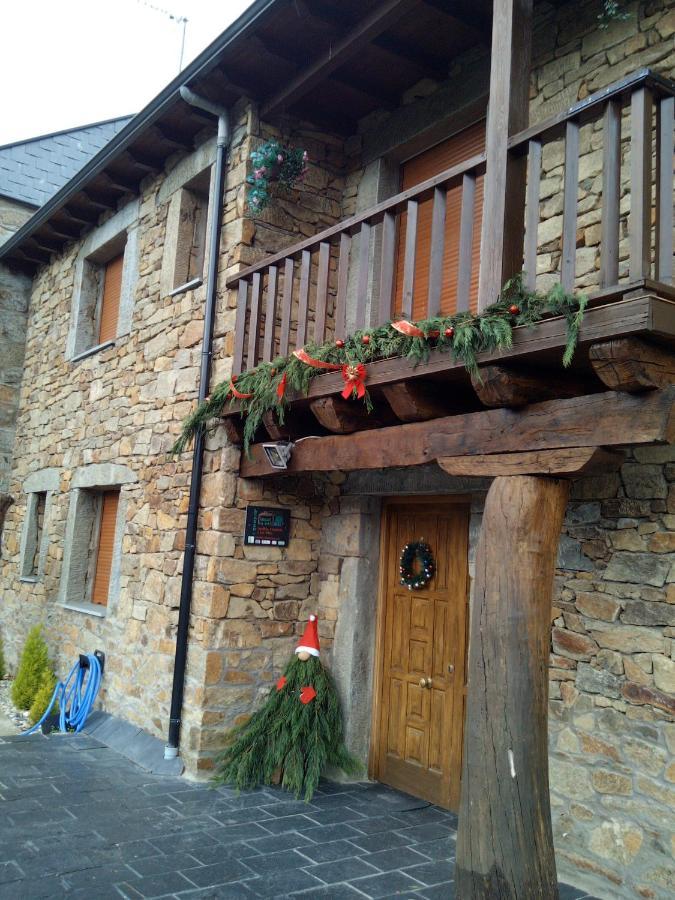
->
xmin=477 ymin=0 xmax=533 ymax=310
xmin=456 ymin=475 xmax=568 ymax=899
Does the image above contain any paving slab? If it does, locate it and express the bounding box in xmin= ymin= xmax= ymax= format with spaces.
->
xmin=0 ymin=731 xmax=601 ymax=899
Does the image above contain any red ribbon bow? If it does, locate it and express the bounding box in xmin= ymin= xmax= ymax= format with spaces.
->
xmin=229 ymin=376 xmax=254 ymax=400
xmin=340 ymin=363 xmax=367 ymax=400
xmin=300 ymin=685 xmax=317 ymax=705
xmin=276 ymin=372 xmax=287 ymax=400
xmin=391 ymin=320 xmax=424 ymax=338
xmin=292 ymin=348 xmax=341 ymax=371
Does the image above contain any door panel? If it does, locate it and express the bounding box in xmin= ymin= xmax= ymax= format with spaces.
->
xmin=375 ymin=499 xmax=469 ymax=811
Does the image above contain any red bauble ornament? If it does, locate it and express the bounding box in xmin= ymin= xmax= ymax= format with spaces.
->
xmin=445 ymin=327 xmax=455 ymax=338
xmin=509 ymin=304 xmax=520 ymax=316
xmin=335 ymin=339 xmax=345 ymax=348
xmin=361 ymin=334 xmax=371 ymax=345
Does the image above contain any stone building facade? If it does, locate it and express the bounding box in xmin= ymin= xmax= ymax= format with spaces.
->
xmin=0 ymin=2 xmax=673 ymax=898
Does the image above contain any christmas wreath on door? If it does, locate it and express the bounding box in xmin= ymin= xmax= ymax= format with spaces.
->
xmin=399 ymin=540 xmax=435 ymax=591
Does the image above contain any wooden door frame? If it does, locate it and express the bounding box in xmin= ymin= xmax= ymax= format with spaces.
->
xmin=368 ymin=494 xmax=472 ymax=782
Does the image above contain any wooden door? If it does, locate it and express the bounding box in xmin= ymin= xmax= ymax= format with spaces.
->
xmin=374 ymin=498 xmax=469 ymax=811
xmin=393 ymin=121 xmax=485 ymax=319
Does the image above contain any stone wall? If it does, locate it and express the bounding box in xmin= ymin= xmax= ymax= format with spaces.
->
xmin=548 ymin=447 xmax=675 ymax=898
xmin=0 ymin=104 xmax=253 ymax=754
xmin=0 ymin=265 xmax=30 ymax=495
xmin=0 ymin=196 xmax=34 ymax=247
xmin=0 ymin=100 xmax=352 ymax=775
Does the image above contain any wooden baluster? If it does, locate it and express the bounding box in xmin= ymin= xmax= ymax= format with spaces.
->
xmin=279 ymin=258 xmax=294 ymax=357
xmin=457 ymin=173 xmax=476 ymax=312
xmin=402 ymin=200 xmax=419 ymax=318
xmin=427 ymin=187 xmax=447 ymax=318
xmin=335 ymin=233 xmax=351 ymax=340
xmin=355 ymin=223 xmax=371 ymax=330
xmin=523 ymin=140 xmax=542 ymax=293
xmin=600 ymin=99 xmax=621 ymax=288
xmin=246 ymin=272 xmax=262 ymax=368
xmin=561 ymin=119 xmax=580 ymax=293
xmin=315 ymin=241 xmax=330 ymax=343
xmin=656 ymin=95 xmax=674 ymax=284
xmin=630 ymin=86 xmax=654 ymax=281
xmin=296 ymin=249 xmax=311 ymax=348
xmin=378 ymin=211 xmax=396 ymax=324
xmin=232 ymin=279 xmax=248 ymax=375
xmin=262 ymin=265 xmax=278 ymax=362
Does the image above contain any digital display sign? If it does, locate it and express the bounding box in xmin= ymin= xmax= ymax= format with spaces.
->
xmin=244 ymin=506 xmax=291 ymax=547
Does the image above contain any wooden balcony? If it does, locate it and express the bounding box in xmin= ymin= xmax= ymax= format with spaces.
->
xmin=223 ymin=68 xmax=675 ymax=467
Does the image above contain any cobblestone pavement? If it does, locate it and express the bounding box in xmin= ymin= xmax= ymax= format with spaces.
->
xmin=1 ymin=732 xmax=599 ymax=899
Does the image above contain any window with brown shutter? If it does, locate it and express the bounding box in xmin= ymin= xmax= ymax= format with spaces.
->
xmin=393 ymin=120 xmax=486 ymax=320
xmin=98 ymin=253 xmax=124 ymax=344
xmin=91 ymin=490 xmax=120 ymax=606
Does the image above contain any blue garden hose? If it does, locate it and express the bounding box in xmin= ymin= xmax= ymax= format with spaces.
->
xmin=23 ymin=653 xmax=102 ymax=736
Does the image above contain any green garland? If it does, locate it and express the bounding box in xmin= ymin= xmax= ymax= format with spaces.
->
xmin=173 ymin=275 xmax=587 ymax=455
xmin=212 ymin=654 xmax=360 ymax=801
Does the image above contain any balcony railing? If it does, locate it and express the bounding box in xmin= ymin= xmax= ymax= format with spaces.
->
xmin=228 ymin=68 xmax=675 ymax=376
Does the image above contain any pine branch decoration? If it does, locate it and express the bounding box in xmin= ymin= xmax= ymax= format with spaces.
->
xmin=173 ymin=275 xmax=587 ymax=455
xmin=212 ymin=655 xmax=360 ymax=801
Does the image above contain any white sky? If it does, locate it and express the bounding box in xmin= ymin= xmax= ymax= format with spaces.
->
xmin=1 ymin=0 xmax=253 ymax=145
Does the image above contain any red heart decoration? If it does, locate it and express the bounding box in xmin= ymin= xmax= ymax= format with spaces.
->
xmin=276 ymin=676 xmax=287 ymax=691
xmin=299 ymin=685 xmax=316 ymax=705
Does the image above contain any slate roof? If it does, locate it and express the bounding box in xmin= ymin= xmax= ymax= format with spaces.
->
xmin=0 ymin=117 xmax=132 ymax=208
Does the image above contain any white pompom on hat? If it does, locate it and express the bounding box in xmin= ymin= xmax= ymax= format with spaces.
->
xmin=295 ymin=614 xmax=320 ymax=657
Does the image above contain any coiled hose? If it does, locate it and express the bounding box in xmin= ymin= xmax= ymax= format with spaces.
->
xmin=23 ymin=653 xmax=102 ymax=736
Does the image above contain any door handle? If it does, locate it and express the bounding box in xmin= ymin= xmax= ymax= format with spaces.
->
xmin=419 ymin=677 xmax=433 ymax=689
xmin=448 ymin=664 xmax=455 ymax=674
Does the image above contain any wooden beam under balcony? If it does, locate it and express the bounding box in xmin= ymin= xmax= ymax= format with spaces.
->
xmin=261 ymin=0 xmax=418 ymax=117
xmin=239 ymin=387 xmax=675 ymax=477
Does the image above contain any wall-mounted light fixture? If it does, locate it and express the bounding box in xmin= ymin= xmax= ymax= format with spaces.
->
xmin=262 ymin=441 xmax=294 ymax=470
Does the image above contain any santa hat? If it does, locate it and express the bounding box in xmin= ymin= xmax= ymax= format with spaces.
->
xmin=295 ymin=615 xmax=320 ymax=657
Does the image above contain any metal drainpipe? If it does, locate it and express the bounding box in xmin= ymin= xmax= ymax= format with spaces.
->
xmin=165 ymin=87 xmax=231 ymax=759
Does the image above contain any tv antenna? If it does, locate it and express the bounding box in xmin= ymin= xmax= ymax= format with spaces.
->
xmin=136 ymin=1 xmax=189 ymax=71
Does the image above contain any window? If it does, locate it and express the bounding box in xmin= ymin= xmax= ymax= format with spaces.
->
xmin=172 ymin=169 xmax=210 ymax=291
xmin=91 ymin=490 xmax=119 ymax=606
xmin=67 ymin=199 xmax=140 ymax=361
xmin=60 ymin=464 xmax=135 ymax=615
xmin=20 ymin=491 xmax=47 ymax=578
xmin=18 ymin=469 xmax=58 ymax=579
xmin=394 ymin=120 xmax=486 ymax=318
xmin=98 ymin=254 xmax=124 ymax=344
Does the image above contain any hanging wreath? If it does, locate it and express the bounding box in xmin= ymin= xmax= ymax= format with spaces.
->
xmin=247 ymin=140 xmax=308 ymax=215
xmin=399 ymin=540 xmax=435 ymax=591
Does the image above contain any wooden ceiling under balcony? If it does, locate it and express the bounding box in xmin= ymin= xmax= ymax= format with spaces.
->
xmin=2 ymin=0 xmax=492 ymax=273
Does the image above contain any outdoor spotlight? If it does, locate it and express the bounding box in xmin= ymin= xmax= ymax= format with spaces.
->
xmin=262 ymin=441 xmax=294 ymax=469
